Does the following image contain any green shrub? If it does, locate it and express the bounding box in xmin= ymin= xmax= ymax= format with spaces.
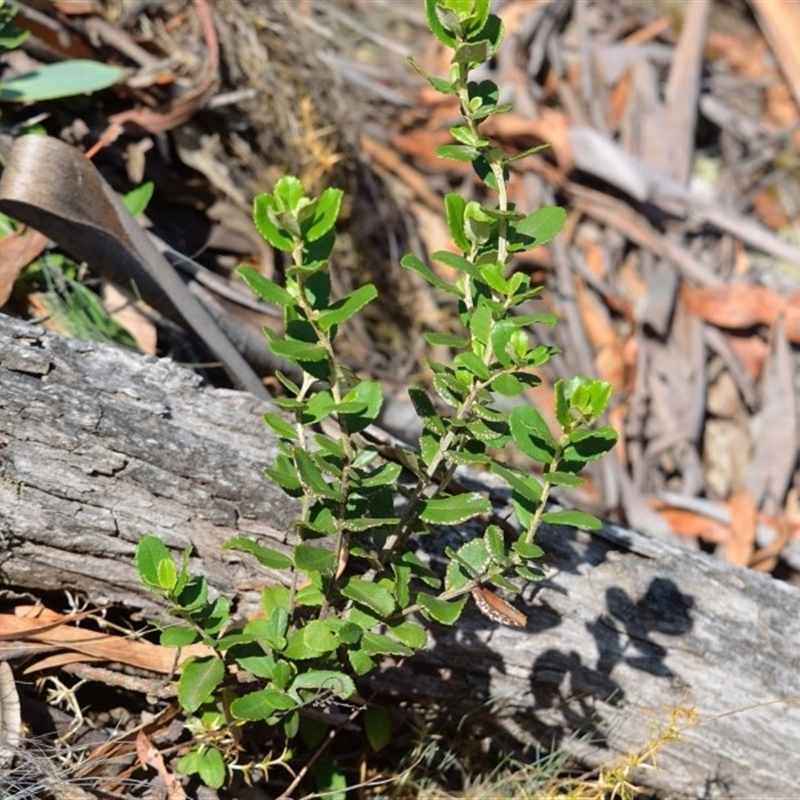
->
xmin=136 ymin=0 xmax=616 ymax=793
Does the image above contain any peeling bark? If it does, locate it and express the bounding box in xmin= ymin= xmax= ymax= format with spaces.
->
xmin=1 ymin=312 xmax=799 ymax=798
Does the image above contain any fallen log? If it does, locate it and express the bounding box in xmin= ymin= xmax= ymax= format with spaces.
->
xmin=1 ymin=311 xmax=799 ymax=798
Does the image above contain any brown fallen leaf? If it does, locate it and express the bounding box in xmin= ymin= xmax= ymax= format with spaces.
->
xmin=721 ymin=490 xmax=757 ymax=565
xmin=137 ymin=729 xmax=187 ymax=799
xmin=656 ymin=506 xmax=731 ymax=544
xmin=681 ymin=284 xmax=785 ymax=330
xmin=2 ymin=607 xmax=212 ymax=674
xmin=0 ymin=227 xmax=47 ymax=307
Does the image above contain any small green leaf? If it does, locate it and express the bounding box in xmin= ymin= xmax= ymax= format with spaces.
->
xmin=303 ymin=390 xmax=337 ymax=425
xmin=242 ymin=264 xmax=295 ymax=308
xmin=446 ymin=446 xmax=490 ymax=466
xmin=284 ymin=629 xmax=326 ymax=660
xmin=509 ymin=405 xmax=557 ymax=463
xmin=453 ymin=351 xmax=491 ymax=380
xmin=245 ymin=608 xmax=288 ymax=651
xmin=417 ymin=592 xmax=467 ymax=625
xmin=291 ymin=670 xmax=356 ymax=699
xmin=197 ymin=746 xmax=226 ymax=790
xmin=264 ymin=453 xmax=302 ymax=495
xmin=387 ymin=620 xmax=428 ymax=650
xmin=472 ymin=154 xmax=505 ymax=191
xmin=491 ymin=373 xmax=524 ymax=396
xmin=401 ymin=253 xmax=460 ymax=295
xmin=432 ymin=372 xmax=468 ymax=408
xmin=468 ymin=302 xmax=493 ymax=345
xmin=317 ymin=284 xmax=378 ymax=331
xmin=424 ymin=0 xmax=457 ymax=46
xmin=343 ymin=515 xmax=399 ymax=532
xmin=302 ymin=620 xmax=340 ymax=653
xmin=230 ymin=688 xmax=297 ymax=721
xmin=432 ymin=250 xmax=480 ymax=278
xmin=274 ymin=176 xmax=305 ymax=211
xmin=340 ymin=380 xmax=384 ymax=433
xmin=543 ymin=471 xmax=585 ymax=488
xmin=364 ymin=706 xmax=392 ymax=752
xmin=177 ymin=747 xmax=200 ymax=777
xmin=302 ymin=187 xmax=343 ymax=241
xmin=294 ymin=449 xmax=341 ymax=500
xmin=471 ymin=12 xmax=504 ymax=56
xmin=0 ymin=60 xmax=123 ymax=102
xmin=513 ymin=540 xmax=545 ymax=560
xmin=563 ymin=426 xmax=618 ymax=462
xmin=467 ymin=78 xmax=498 ymax=110
xmin=449 ymin=124 xmax=483 ymax=147
xmin=453 ymin=39 xmax=492 ymax=65
xmin=407 ymin=56 xmax=456 ymax=94
xmin=135 ymin=535 xmax=172 ymax=588
xmin=253 ymin=193 xmax=295 ymax=252
xmin=311 ymin=756 xmax=347 ymax=800
xmin=446 ymin=538 xmax=491 ymax=590
xmin=160 ymin=625 xmax=199 ymax=648
xmin=444 ymin=193 xmax=470 ymax=251
xmin=541 ymin=509 xmax=602 ymax=530
xmin=409 ymin=386 xmax=447 ymax=436
xmin=261 ymin=585 xmax=291 ymax=616
xmin=515 ymin=206 xmax=567 ymax=248
xmin=175 ymin=575 xmax=208 ymax=612
xmin=293 ymin=544 xmax=336 ymax=577
xmin=424 ymin=332 xmax=470 ymax=348
xmin=516 ymin=563 xmax=546 ymax=581
xmin=263 ymin=411 xmax=299 ymax=441
xmin=223 ymin=537 xmax=292 ymax=569
xmin=296 ymin=583 xmax=325 ymax=606
xmin=341 ymin=577 xmax=396 ymax=617
xmin=0 ymin=4 xmax=29 ymax=52
xmin=178 ymin=656 xmax=225 ymax=713
xmin=485 ymin=524 xmax=505 ymax=561
xmin=122 ymin=181 xmax=154 ymax=217
xmin=268 ymin=338 xmax=328 ymax=362
xmin=491 ymin=461 xmax=543 ymax=503
xmin=360 ymin=461 xmax=402 ymax=488
xmin=230 ymin=643 xmax=276 ymax=678
xmin=349 ymin=648 xmax=375 ymax=675
xmin=347 ymin=604 xmax=381 ymax=631
xmin=398 ymin=551 xmax=440 ymax=587
xmin=237 ymin=265 xmax=293 ymax=307
xmin=436 ymin=143 xmax=481 ymax=162
xmin=155 ymin=554 xmax=176 ymax=592
xmin=361 ymin=632 xmax=413 ymax=657
xmin=419 ymin=493 xmax=491 ymax=526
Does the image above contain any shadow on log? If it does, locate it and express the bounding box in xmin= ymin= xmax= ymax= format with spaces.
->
xmin=1 ymin=312 xmax=799 ymax=798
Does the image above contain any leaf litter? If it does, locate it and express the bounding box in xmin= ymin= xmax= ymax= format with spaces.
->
xmin=3 ymin=0 xmax=800 ymax=794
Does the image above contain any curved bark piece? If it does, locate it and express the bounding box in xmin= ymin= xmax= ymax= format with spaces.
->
xmin=0 ymin=135 xmax=267 ymax=398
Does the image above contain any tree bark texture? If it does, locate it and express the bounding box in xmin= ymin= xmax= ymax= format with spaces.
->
xmin=1 ymin=312 xmax=799 ymax=799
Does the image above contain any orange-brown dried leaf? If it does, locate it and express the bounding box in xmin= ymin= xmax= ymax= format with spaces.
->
xmin=753 ymin=188 xmax=791 ymax=230
xmin=657 ymin=506 xmax=731 ymax=544
xmin=1 ymin=608 xmax=212 ymax=674
xmin=137 ymin=729 xmax=187 ymax=799
xmin=722 ymin=490 xmax=757 ymax=565
xmin=0 ymin=228 xmax=47 ymax=308
xmin=681 ymin=284 xmax=784 ymax=330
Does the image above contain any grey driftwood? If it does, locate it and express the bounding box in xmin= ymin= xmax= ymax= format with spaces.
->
xmin=1 ymin=311 xmax=799 ymax=799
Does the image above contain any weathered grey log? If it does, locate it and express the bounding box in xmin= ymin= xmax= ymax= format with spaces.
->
xmin=1 ymin=311 xmax=799 ymax=799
